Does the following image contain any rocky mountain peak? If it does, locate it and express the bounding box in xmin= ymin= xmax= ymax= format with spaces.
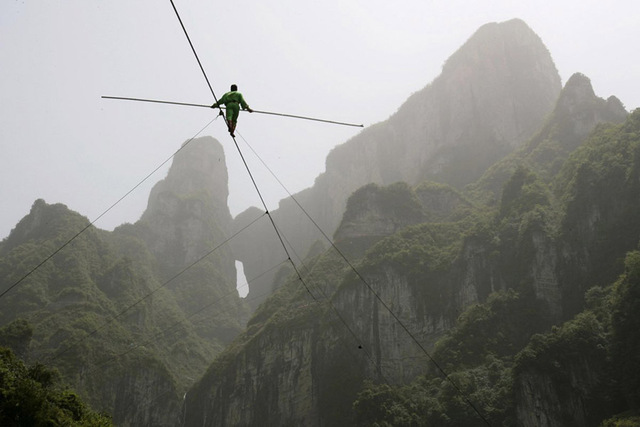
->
xmin=0 ymin=199 xmax=87 ymax=255
xmin=137 ymin=136 xmax=234 ymax=271
xmin=555 ymin=72 xmax=627 ymax=119
xmin=556 ymin=73 xmax=597 ymax=111
xmin=551 ymin=73 xmax=628 ymax=148
xmin=232 ymin=19 xmax=563 ymax=307
xmin=433 ymin=18 xmax=561 ymax=152
xmin=321 ymin=18 xmax=561 ymax=194
xmin=143 ymin=136 xmax=229 ymax=215
xmin=443 ymin=18 xmax=552 ymax=72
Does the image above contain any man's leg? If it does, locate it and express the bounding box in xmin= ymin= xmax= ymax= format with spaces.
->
xmin=225 ymin=108 xmax=235 ymax=133
xmin=229 ymin=104 xmax=240 ymax=137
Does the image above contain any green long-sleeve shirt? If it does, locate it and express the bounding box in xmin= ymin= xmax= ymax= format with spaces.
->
xmin=212 ymin=91 xmax=250 ymax=110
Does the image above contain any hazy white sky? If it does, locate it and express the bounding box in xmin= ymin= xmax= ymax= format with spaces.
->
xmin=1 ymin=0 xmax=639 ymax=239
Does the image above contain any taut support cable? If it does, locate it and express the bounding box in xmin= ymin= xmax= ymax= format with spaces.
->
xmin=168 ymin=0 xmax=217 ymax=103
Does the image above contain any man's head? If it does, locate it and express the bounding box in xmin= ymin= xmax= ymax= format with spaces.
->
xmin=231 ymin=84 xmax=238 ymax=91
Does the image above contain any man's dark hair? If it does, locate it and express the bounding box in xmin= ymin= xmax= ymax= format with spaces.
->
xmin=231 ymin=84 xmax=238 ymax=91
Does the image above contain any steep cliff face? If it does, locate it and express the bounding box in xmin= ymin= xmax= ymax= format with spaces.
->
xmin=512 ymin=309 xmax=614 ymax=427
xmin=110 ymin=359 xmax=182 ymax=427
xmin=185 ymin=178 xmax=565 ymax=425
xmin=233 ymin=18 xmax=562 ymax=309
xmin=137 ymin=136 xmax=235 ymax=279
xmin=184 ymin=248 xmax=369 ymax=426
xmin=116 ymin=136 xmax=248 ymax=342
xmin=552 ymin=110 xmax=640 ymax=318
xmin=487 ymin=112 xmax=640 ymax=426
xmin=414 ymin=181 xmax=474 ymax=221
xmin=333 ymin=181 xmax=473 ymax=260
xmin=333 ymin=182 xmax=426 ymax=259
xmin=185 ymin=309 xmax=323 ymax=426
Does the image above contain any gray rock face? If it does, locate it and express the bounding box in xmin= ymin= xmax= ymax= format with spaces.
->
xmin=414 ymin=183 xmax=472 ymax=220
xmin=333 ymin=183 xmax=426 ymax=258
xmin=233 ymin=18 xmax=562 ymax=308
xmin=111 ymin=362 xmax=182 ymax=427
xmin=554 ymin=73 xmax=627 ymax=146
xmin=332 ymin=181 xmax=473 ymax=259
xmin=139 ymin=136 xmax=233 ymax=275
xmin=514 ymin=349 xmax=608 ymax=427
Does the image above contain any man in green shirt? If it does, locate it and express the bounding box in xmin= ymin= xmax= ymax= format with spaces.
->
xmin=211 ymin=84 xmax=253 ymax=137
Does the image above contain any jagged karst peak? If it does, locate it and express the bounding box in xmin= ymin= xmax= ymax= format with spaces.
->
xmin=556 ymin=73 xmax=597 ymax=111
xmin=324 ymin=18 xmax=561 ymax=189
xmin=144 ymin=136 xmax=229 ymax=214
xmin=555 ymin=73 xmax=627 ymax=118
xmin=606 ymin=95 xmax=626 ymax=112
xmin=0 ymin=137 xmax=248 ymax=424
xmin=547 ymin=72 xmax=628 ymax=148
xmin=137 ymin=136 xmax=234 ymax=271
xmin=470 ymin=72 xmax=629 ymax=201
xmin=333 ymin=182 xmax=426 ymax=258
xmin=433 ymin=17 xmax=561 ymax=146
xmin=443 ymin=18 xmax=552 ymax=70
xmin=332 ymin=181 xmax=472 ymax=259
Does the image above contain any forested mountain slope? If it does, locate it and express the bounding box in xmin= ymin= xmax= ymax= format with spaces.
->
xmin=184 ymin=94 xmax=639 ymax=426
xmin=0 ymin=137 xmax=248 ymax=426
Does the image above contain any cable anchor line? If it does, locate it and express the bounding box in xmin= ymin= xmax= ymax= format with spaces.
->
xmin=101 ymin=95 xmax=364 ymax=128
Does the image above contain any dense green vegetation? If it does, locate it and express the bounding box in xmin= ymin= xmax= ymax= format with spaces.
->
xmin=349 ymin=110 xmax=640 ymax=426
xmin=0 ymin=191 xmax=245 ymax=424
xmin=352 ymin=250 xmax=640 ymax=426
xmin=0 ymin=346 xmax=111 ymax=426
